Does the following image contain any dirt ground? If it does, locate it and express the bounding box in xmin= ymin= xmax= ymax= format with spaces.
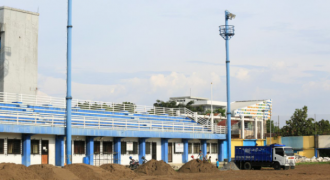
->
xmin=0 ymin=163 xmax=329 ymax=180
xmin=135 ymin=164 xmax=330 ymax=180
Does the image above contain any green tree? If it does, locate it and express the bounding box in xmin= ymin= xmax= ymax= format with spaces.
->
xmin=266 ymin=120 xmax=279 ymax=133
xmin=280 ymin=106 xmax=317 ymax=136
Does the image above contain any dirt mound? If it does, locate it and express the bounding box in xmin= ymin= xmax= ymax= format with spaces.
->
xmin=220 ymin=162 xmax=240 ymax=171
xmin=28 ymin=164 xmax=80 ymax=180
xmin=134 ymin=159 xmax=176 ymax=175
xmin=64 ymin=163 xmax=113 ymax=180
xmin=178 ymin=159 xmax=219 ymax=173
xmin=0 ymin=163 xmax=41 ymax=180
xmin=100 ymin=164 xmax=137 ymax=178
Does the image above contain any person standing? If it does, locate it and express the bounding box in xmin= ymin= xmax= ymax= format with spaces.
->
xmin=216 ymin=158 xmax=219 ymax=168
xmin=197 ymin=150 xmax=203 ymax=161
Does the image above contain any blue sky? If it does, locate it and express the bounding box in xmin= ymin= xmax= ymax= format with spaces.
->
xmin=3 ymin=0 xmax=330 ymax=123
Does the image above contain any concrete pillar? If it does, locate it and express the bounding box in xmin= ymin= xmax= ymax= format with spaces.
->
xmin=315 ymin=148 xmax=318 ymax=158
xmin=218 ymin=140 xmax=227 ymax=162
xmin=86 ymin=137 xmax=94 ymax=165
xmin=261 ymin=119 xmax=264 ymax=139
xmin=114 ymin=137 xmax=122 ymax=164
xmin=55 ymin=135 xmax=65 ymax=166
xmin=139 ymin=138 xmax=146 ymax=164
xmin=22 ymin=134 xmax=32 ymax=167
xmin=201 ymin=140 xmax=207 ymax=158
xmin=182 ymin=139 xmax=189 ymax=163
xmin=161 ymin=138 xmax=169 ymax=163
xmin=254 ymin=118 xmax=258 ymax=139
xmin=241 ymin=115 xmax=245 ymax=139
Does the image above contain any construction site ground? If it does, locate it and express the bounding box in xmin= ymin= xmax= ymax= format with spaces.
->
xmin=0 ymin=162 xmax=329 ymax=180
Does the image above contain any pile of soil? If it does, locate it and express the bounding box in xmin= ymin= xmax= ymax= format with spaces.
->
xmin=28 ymin=164 xmax=80 ymax=180
xmin=100 ymin=164 xmax=137 ymax=179
xmin=178 ymin=159 xmax=219 ymax=173
xmin=220 ymin=162 xmax=240 ymax=171
xmin=134 ymin=159 xmax=177 ymax=175
xmin=0 ymin=163 xmax=41 ymax=180
xmin=64 ymin=164 xmax=113 ymax=180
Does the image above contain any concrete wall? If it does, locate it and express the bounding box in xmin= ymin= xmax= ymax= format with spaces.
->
xmin=145 ymin=138 xmax=161 ymax=161
xmin=0 ymin=6 xmax=38 ymax=95
xmin=169 ymin=139 xmax=183 ymax=164
xmin=30 ymin=135 xmax=55 ymax=166
xmin=318 ymin=135 xmax=330 ymax=148
xmin=0 ymin=133 xmax=22 ymax=164
xmin=121 ymin=137 xmax=139 ymax=165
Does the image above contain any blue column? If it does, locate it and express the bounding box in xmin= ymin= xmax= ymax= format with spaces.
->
xmin=218 ymin=140 xmax=228 ymax=162
xmin=315 ymin=148 xmax=318 ymax=158
xmin=22 ymin=134 xmax=32 ymax=167
xmin=114 ymin=137 xmax=122 ymax=164
xmin=139 ymin=138 xmax=146 ymax=164
xmin=55 ymin=135 xmax=65 ymax=166
xmin=86 ymin=137 xmax=94 ymax=165
xmin=182 ymin=139 xmax=189 ymax=163
xmin=161 ymin=138 xmax=169 ymax=163
xmin=65 ymin=0 xmax=73 ymax=165
xmin=201 ymin=140 xmax=207 ymax=158
xmin=225 ymin=10 xmax=232 ymax=162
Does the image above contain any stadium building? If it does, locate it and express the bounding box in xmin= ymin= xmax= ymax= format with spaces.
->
xmin=0 ymin=6 xmax=270 ymax=167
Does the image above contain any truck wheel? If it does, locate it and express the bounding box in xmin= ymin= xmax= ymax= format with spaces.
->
xmin=244 ymin=162 xmax=252 ymax=170
xmin=273 ymin=162 xmax=281 ymax=170
xmin=291 ymin=166 xmax=295 ymax=169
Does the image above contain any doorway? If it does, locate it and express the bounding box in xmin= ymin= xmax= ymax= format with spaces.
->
xmin=41 ymin=140 xmax=49 ymax=164
xmin=152 ymin=142 xmax=157 ymax=160
xmin=168 ymin=143 xmax=173 ymax=162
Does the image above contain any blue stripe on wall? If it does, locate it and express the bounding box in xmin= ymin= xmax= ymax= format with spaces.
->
xmin=282 ymin=136 xmax=304 ymax=149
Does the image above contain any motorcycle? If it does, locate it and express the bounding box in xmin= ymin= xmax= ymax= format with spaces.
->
xmin=129 ymin=157 xmax=139 ymax=170
xmin=142 ymin=156 xmax=148 ymax=164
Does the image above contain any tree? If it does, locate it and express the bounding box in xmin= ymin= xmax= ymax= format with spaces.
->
xmin=279 ymin=106 xmax=330 ymax=136
xmin=266 ymin=120 xmax=279 ymax=133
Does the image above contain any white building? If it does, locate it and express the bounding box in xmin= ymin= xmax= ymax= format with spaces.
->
xmin=169 ymin=96 xmax=226 ymax=112
xmin=0 ymin=6 xmax=39 ymax=95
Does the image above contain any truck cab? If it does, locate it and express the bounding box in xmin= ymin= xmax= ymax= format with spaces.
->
xmin=273 ymin=145 xmax=295 ymax=170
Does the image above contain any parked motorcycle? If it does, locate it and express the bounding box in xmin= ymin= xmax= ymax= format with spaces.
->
xmin=129 ymin=156 xmax=139 ymax=170
xmin=142 ymin=156 xmax=148 ymax=164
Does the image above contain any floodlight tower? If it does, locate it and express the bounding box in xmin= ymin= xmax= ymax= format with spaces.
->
xmin=65 ymin=0 xmax=73 ymax=165
xmin=219 ymin=10 xmax=235 ymax=162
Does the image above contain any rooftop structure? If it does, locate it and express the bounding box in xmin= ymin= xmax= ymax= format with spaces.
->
xmin=0 ymin=6 xmax=39 ymax=95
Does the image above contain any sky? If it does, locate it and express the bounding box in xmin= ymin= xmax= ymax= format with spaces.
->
xmin=2 ymin=0 xmax=330 ymax=124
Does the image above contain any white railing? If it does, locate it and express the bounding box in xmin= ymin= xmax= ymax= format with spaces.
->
xmin=0 ymin=92 xmax=214 ymax=131
xmin=214 ymin=125 xmax=227 ymax=134
xmin=0 ymin=92 xmax=189 ymax=116
xmin=0 ymin=109 xmax=222 ymax=134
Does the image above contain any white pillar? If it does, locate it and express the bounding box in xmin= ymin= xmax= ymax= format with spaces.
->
xmin=241 ymin=115 xmax=244 ymax=139
xmin=261 ymin=119 xmax=264 ymax=139
xmin=254 ymin=118 xmax=258 ymax=139
xmin=211 ymin=113 xmax=214 ymax=133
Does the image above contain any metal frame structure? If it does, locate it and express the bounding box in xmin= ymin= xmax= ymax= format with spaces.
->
xmin=219 ymin=10 xmax=235 ymax=162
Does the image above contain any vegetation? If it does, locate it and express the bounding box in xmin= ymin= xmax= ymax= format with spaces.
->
xmin=77 ymin=101 xmax=136 ymax=113
xmin=153 ymin=99 xmax=226 ymax=116
xmin=279 ymin=106 xmax=330 ymax=136
xmin=296 ymin=161 xmax=330 ymax=165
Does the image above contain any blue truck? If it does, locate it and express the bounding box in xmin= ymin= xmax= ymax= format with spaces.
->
xmin=235 ymin=144 xmax=295 ymax=170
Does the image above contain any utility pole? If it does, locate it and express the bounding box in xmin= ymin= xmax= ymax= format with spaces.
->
xmin=211 ymin=82 xmax=213 ymax=133
xmin=219 ymin=10 xmax=235 ymax=162
xmin=65 ymin=0 xmax=73 ymax=165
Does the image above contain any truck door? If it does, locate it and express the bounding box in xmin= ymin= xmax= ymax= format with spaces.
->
xmin=273 ymin=148 xmax=285 ymax=166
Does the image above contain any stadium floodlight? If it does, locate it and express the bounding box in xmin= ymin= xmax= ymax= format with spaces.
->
xmin=219 ymin=10 xmax=235 ymax=162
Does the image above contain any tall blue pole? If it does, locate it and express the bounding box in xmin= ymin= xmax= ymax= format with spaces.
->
xmin=66 ymin=0 xmax=73 ymax=165
xmin=225 ymin=10 xmax=231 ymax=162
